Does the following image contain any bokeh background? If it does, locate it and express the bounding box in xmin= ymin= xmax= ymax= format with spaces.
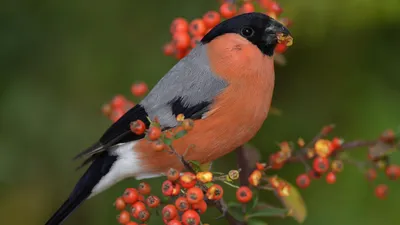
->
xmin=1 ymin=0 xmax=400 ymax=224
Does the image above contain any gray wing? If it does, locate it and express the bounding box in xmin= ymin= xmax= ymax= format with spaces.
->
xmin=140 ymin=43 xmax=228 ymax=128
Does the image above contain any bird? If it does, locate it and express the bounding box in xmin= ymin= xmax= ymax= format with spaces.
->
xmin=45 ymin=12 xmax=292 ymax=225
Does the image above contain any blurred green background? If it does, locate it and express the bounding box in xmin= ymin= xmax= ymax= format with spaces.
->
xmin=1 ymin=0 xmax=400 ymax=224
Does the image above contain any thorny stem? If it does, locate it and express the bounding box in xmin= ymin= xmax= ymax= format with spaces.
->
xmin=168 ymin=144 xmax=245 ymax=225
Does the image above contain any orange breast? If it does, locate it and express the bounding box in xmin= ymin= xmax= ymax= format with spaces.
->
xmin=135 ymin=34 xmax=275 ymax=174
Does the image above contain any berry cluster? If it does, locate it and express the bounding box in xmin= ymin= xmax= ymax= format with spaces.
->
xmin=264 ymin=124 xmax=399 ymax=199
xmin=163 ymin=0 xmax=292 ymax=60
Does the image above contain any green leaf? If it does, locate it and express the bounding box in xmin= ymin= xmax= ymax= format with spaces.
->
xmin=246 ymin=207 xmax=288 ymax=219
xmin=227 ymin=202 xmax=243 ymax=209
xmin=275 ymin=177 xmax=307 ymax=223
xmin=163 ymin=138 xmax=173 ymax=146
xmin=250 ymin=190 xmax=259 ymax=211
xmin=248 ymin=219 xmax=268 ymax=225
xmin=174 ymin=130 xmax=187 ymax=139
xmin=227 ymin=202 xmax=245 ymax=222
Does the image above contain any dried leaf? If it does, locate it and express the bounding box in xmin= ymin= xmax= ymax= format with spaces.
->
xmin=275 ymin=177 xmax=307 ymax=223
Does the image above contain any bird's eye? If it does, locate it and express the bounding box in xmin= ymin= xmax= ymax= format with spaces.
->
xmin=240 ymin=27 xmax=255 ymax=37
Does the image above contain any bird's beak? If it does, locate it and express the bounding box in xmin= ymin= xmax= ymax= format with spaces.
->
xmin=276 ymin=27 xmax=293 ymax=46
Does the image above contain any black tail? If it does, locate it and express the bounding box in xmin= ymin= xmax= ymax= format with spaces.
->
xmin=45 ymin=152 xmax=118 ymax=225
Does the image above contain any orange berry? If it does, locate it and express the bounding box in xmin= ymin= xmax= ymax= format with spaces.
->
xmin=321 ymin=124 xmax=335 ymax=135
xmin=162 ymin=180 xmax=174 ymax=196
xmin=189 ymin=19 xmax=207 ymax=37
xmin=267 ymin=1 xmax=283 ymax=15
xmin=114 ymin=197 xmax=126 ymax=211
xmin=191 ymin=200 xmax=207 ymax=214
xmin=248 ymin=170 xmax=262 ymax=187
xmin=117 ymin=210 xmax=131 ymax=224
xmin=146 ymin=195 xmax=160 ymax=208
xmin=313 ymin=157 xmax=329 ymax=174
xmin=163 ymin=42 xmax=176 ymax=56
xmin=296 ymin=173 xmax=310 ymax=188
xmin=269 ymin=153 xmax=284 ymax=169
xmin=186 ymin=187 xmax=204 ymax=204
xmin=175 ymin=48 xmax=189 ymax=59
xmin=179 ymin=172 xmax=197 ymax=189
xmin=168 ymin=220 xmax=183 ymax=225
xmin=170 ymin=18 xmax=189 ymax=34
xmin=182 ymin=119 xmax=194 ymax=131
xmin=126 ymin=222 xmax=138 ymax=225
xmin=171 ymin=183 xmax=181 ymax=196
xmin=196 ymin=171 xmax=213 ymax=183
xmin=130 ymin=120 xmax=146 ymax=135
xmin=202 ymin=11 xmax=221 ymax=28
xmin=191 ymin=36 xmax=202 ymax=48
xmin=256 ymin=162 xmax=266 ymax=171
xmin=330 ymin=137 xmax=343 ymax=150
xmin=137 ymin=210 xmax=150 ymax=222
xmin=123 ymin=188 xmax=139 ymax=204
xmin=380 ymin=129 xmax=395 ymax=143
xmin=181 ymin=210 xmax=201 ymax=225
xmin=366 ymin=168 xmax=377 ymax=181
xmin=162 ymin=204 xmax=179 ymax=221
xmin=147 ymin=126 xmax=162 ymax=141
xmin=206 ymin=184 xmax=224 ymax=200
xmin=279 ymin=18 xmax=293 ymax=27
xmin=167 ymin=168 xmax=180 ymax=181
xmin=131 ymin=82 xmax=148 ymax=97
xmin=240 ymin=2 xmax=255 ymax=13
xmin=236 ymin=186 xmax=252 ymax=203
xmin=325 ymin=172 xmax=336 ymax=184
xmin=111 ymin=95 xmax=126 ymax=109
xmin=151 ymin=140 xmax=165 ymax=151
xmin=375 ymin=184 xmax=388 ymax=199
xmin=110 ymin=108 xmax=125 ymax=122
xmin=385 ymin=164 xmax=400 ymax=180
xmin=175 ymin=196 xmax=190 ymax=211
xmin=130 ymin=201 xmax=146 ymax=218
xmin=275 ymin=43 xmax=287 ymax=53
xmin=173 ymin=32 xmax=191 ymax=50
xmin=220 ymin=3 xmax=237 ymax=19
xmin=138 ymin=182 xmax=151 ymax=195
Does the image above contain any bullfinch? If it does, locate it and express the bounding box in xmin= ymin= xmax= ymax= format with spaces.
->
xmin=45 ymin=12 xmax=292 ymax=225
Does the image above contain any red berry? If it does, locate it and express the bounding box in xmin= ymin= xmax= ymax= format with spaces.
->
xmin=114 ymin=197 xmax=126 ymax=211
xmin=151 ymin=140 xmax=165 ymax=151
xmin=191 ymin=200 xmax=207 ymax=214
xmin=189 ymin=19 xmax=207 ymax=37
xmin=202 ymin=11 xmax=221 ymax=28
xmin=313 ymin=157 xmax=329 ymax=174
xmin=206 ymin=184 xmax=224 ymax=200
xmin=375 ymin=184 xmax=388 ymax=199
xmin=179 ymin=172 xmax=197 ymax=189
xmin=111 ymin=95 xmax=126 ymax=109
xmin=147 ymin=126 xmax=162 ymax=141
xmin=325 ymin=172 xmax=336 ymax=184
xmin=269 ymin=153 xmax=284 ymax=169
xmin=163 ymin=42 xmax=176 ymax=56
xmin=267 ymin=1 xmax=283 ymax=15
xmin=131 ymin=82 xmax=148 ymax=97
xmin=330 ymin=137 xmax=343 ymax=150
xmin=190 ymin=36 xmax=202 ymax=49
xmin=167 ymin=168 xmax=180 ymax=181
xmin=117 ymin=210 xmax=131 ymax=224
xmin=181 ymin=209 xmax=201 ymax=225
xmin=175 ymin=48 xmax=189 ymax=59
xmin=175 ymin=196 xmax=190 ymax=212
xmin=137 ymin=210 xmax=150 ymax=222
xmin=146 ymin=195 xmax=160 ymax=208
xmin=275 ymin=43 xmax=287 ymax=53
xmin=236 ymin=186 xmax=253 ymax=203
xmin=172 ymin=183 xmax=181 ymax=196
xmin=130 ymin=201 xmax=146 ymax=218
xmin=366 ymin=168 xmax=377 ymax=181
xmin=173 ymin=32 xmax=191 ymax=50
xmin=186 ymin=187 xmax=204 ymax=204
xmin=380 ymin=129 xmax=395 ymax=143
xmin=385 ymin=165 xmax=400 ymax=180
xmin=162 ymin=204 xmax=178 ymax=221
xmin=123 ymin=188 xmax=139 ymax=204
xmin=170 ymin=18 xmax=189 ymax=34
xmin=168 ymin=220 xmax=183 ymax=225
xmin=126 ymin=222 xmax=138 ymax=225
xmin=130 ymin=120 xmax=146 ymax=135
xmin=162 ymin=180 xmax=174 ymax=196
xmin=110 ymin=108 xmax=125 ymax=122
xmin=240 ymin=2 xmax=255 ymax=13
xmin=296 ymin=173 xmax=310 ymax=188
xmin=308 ymin=170 xmax=322 ymax=179
xmin=220 ymin=3 xmax=237 ymax=19
xmin=256 ymin=162 xmax=266 ymax=171
xmin=138 ymin=182 xmax=151 ymax=195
